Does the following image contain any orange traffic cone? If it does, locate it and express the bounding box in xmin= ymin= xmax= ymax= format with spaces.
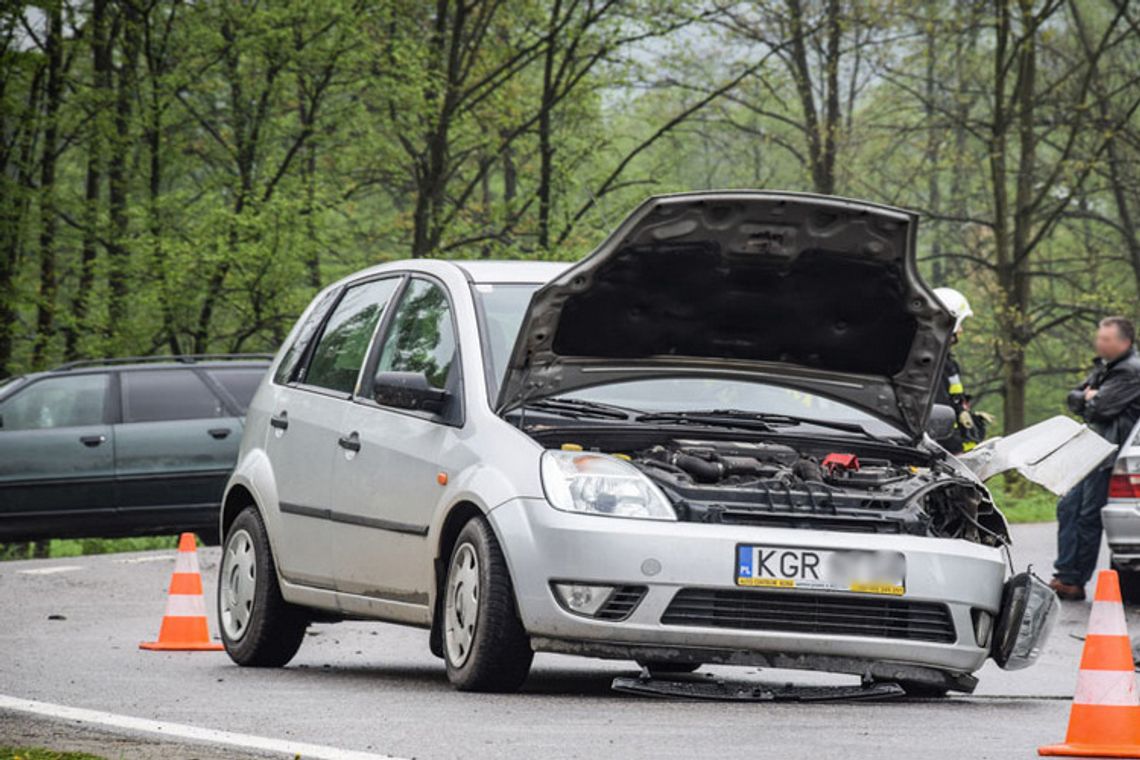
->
xmin=1039 ymin=569 xmax=1140 ymax=757
xmin=139 ymin=533 xmax=223 ymax=651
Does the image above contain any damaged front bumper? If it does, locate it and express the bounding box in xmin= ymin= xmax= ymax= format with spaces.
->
xmin=490 ymin=497 xmax=1032 ymax=692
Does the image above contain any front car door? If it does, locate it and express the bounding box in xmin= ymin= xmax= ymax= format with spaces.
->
xmin=267 ymin=275 xmax=402 ymax=590
xmin=330 ymin=276 xmax=463 ymax=621
xmin=0 ymin=372 xmax=116 ymax=541
xmin=113 ymin=367 xmax=241 ymax=535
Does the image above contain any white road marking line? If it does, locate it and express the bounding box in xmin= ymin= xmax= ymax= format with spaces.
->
xmin=0 ymin=694 xmax=405 ymax=760
xmin=114 ymin=554 xmax=177 ymax=564
xmin=17 ymin=565 xmax=83 ymax=575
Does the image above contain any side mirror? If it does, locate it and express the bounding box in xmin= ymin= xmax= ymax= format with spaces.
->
xmin=926 ymin=403 xmax=957 ymax=441
xmin=373 ymin=370 xmax=449 ymax=414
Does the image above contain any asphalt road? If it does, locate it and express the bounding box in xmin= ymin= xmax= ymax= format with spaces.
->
xmin=0 ymin=522 xmax=1135 ymax=760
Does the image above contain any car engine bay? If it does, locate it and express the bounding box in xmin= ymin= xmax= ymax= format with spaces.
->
xmin=528 ymin=426 xmax=1009 ymax=546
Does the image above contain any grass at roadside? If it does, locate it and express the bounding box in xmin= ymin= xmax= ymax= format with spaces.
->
xmin=0 ymin=748 xmax=105 ymax=760
xmin=985 ymin=475 xmax=1057 ymax=524
xmin=0 ymin=535 xmax=177 ymax=561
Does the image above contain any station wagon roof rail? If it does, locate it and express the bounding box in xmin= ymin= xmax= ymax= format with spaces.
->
xmin=50 ymin=354 xmax=274 ymax=372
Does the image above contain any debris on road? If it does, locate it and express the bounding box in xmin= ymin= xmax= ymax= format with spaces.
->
xmin=611 ymin=674 xmax=905 ymax=702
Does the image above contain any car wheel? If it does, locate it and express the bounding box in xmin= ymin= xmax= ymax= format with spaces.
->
xmin=637 ymin=661 xmax=701 ymax=676
xmin=219 ymin=506 xmax=308 ymax=667
xmin=442 ymin=517 xmax=533 ymax=692
xmin=1114 ymin=560 xmax=1140 ymax=605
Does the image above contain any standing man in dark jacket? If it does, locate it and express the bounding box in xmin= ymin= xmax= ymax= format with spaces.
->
xmin=1052 ymin=316 xmax=1140 ymax=600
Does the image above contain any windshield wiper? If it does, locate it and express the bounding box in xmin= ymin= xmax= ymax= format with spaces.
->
xmin=636 ymin=408 xmax=883 ymax=440
xmin=521 ymin=398 xmax=637 ymax=421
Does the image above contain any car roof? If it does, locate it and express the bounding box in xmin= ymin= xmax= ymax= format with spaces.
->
xmin=450 ymin=260 xmax=570 ymax=284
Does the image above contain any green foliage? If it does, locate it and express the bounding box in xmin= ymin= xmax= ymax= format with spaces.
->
xmin=1 ymin=0 xmax=1138 ymax=441
xmin=986 ymin=475 xmax=1058 ymax=524
xmin=0 ymin=749 xmax=105 ymax=760
xmin=0 ymin=535 xmax=178 ymax=561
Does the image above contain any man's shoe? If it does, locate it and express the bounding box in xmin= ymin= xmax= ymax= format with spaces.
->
xmin=1049 ymin=577 xmax=1087 ymax=601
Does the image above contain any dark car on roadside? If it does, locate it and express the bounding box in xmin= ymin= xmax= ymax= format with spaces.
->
xmin=0 ymin=355 xmax=271 ymax=544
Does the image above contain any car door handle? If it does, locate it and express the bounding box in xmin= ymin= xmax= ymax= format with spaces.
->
xmin=79 ymin=435 xmax=106 ymax=448
xmin=208 ymin=427 xmax=232 ymax=440
xmin=337 ymin=432 xmax=361 ymax=452
xmin=269 ymin=412 xmax=289 ymax=431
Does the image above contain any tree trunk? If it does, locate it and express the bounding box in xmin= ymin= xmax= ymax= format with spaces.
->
xmin=32 ymin=2 xmax=64 ymax=370
xmin=924 ymin=16 xmax=942 ymax=283
xmin=0 ymin=62 xmax=45 ymax=377
xmin=1103 ymin=117 xmax=1140 ymax=297
xmin=536 ymin=0 xmax=561 ymax=251
xmin=69 ymin=0 xmax=111 ymax=361
xmin=107 ymin=0 xmax=142 ymax=349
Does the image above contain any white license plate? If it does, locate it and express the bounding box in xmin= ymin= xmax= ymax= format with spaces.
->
xmin=735 ymin=545 xmax=906 ymax=596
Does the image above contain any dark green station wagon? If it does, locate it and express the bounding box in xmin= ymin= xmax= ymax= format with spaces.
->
xmin=0 ymin=355 xmax=270 ymax=544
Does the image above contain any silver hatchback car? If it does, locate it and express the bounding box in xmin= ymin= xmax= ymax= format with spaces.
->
xmin=218 ymin=191 xmax=1054 ymax=694
xmin=1104 ymin=419 xmax=1140 ymax=602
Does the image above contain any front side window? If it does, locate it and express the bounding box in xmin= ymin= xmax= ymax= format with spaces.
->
xmin=274 ymin=288 xmax=340 ymax=385
xmin=304 ymin=278 xmax=400 ymax=394
xmin=122 ymin=370 xmax=225 ymax=423
xmin=375 ymin=278 xmax=457 ymax=390
xmin=0 ymin=374 xmax=109 ymax=431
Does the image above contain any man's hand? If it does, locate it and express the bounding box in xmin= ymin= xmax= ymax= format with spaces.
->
xmin=1084 ymin=387 xmax=1099 ymax=401
xmin=958 ymin=410 xmax=974 ymax=429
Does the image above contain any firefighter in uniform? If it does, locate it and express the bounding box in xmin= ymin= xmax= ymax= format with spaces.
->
xmin=933 ymin=288 xmax=990 ymax=454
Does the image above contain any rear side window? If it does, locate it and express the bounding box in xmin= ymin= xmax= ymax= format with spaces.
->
xmin=121 ymin=370 xmax=225 ymax=423
xmin=0 ymin=374 xmax=108 ymax=430
xmin=207 ymin=368 xmax=266 ymax=411
xmin=303 ymin=278 xmax=400 ymax=394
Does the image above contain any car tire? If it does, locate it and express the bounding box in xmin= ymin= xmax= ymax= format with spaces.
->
xmin=637 ymin=661 xmax=701 ymax=676
xmin=442 ymin=517 xmax=533 ymax=692
xmin=218 ymin=506 xmax=308 ymax=667
xmin=1114 ymin=560 xmax=1140 ymax=605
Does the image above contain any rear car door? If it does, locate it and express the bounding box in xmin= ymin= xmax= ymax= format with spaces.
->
xmin=0 ymin=372 xmax=115 ymax=540
xmin=267 ymin=275 xmax=402 ymax=590
xmin=330 ymin=276 xmax=462 ymax=611
xmin=203 ymin=365 xmax=269 ymax=414
xmin=113 ymin=368 xmax=239 ymax=534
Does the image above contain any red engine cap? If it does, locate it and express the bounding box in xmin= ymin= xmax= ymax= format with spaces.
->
xmin=822 ymin=453 xmax=860 ymax=472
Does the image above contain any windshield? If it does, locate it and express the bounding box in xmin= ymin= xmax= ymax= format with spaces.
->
xmin=567 ymin=379 xmax=904 ymax=438
xmin=474 ymin=282 xmax=905 ymax=439
xmin=473 ymin=282 xmax=543 ymax=392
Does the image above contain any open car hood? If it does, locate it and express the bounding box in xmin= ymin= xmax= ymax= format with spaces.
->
xmin=496 ymin=191 xmax=954 ymax=438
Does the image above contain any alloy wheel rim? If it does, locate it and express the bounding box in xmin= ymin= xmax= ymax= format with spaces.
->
xmin=220 ymin=528 xmax=256 ymax=641
xmin=444 ymin=542 xmax=480 ymax=667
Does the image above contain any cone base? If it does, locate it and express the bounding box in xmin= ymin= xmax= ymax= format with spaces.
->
xmin=139 ymin=640 xmax=224 ymax=651
xmin=1039 ymin=743 xmax=1140 ymax=758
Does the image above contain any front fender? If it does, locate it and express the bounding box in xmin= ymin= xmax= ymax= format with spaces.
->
xmin=222 ymin=447 xmax=284 ymax=564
